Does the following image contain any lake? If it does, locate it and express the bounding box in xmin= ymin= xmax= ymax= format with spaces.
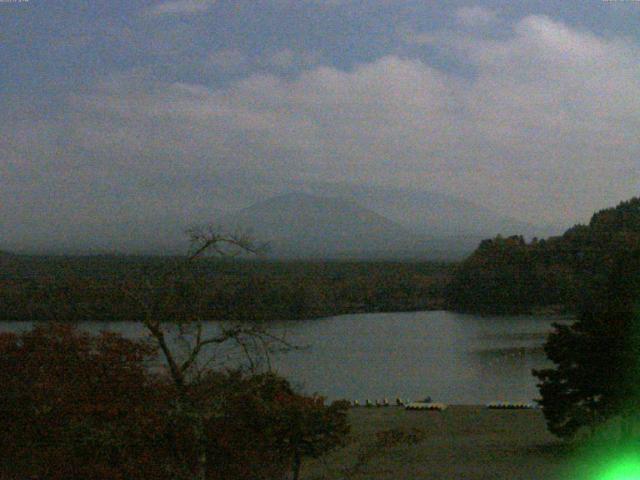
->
xmin=0 ymin=311 xmax=570 ymax=405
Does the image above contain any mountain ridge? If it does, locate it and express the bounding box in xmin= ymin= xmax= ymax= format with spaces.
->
xmin=297 ymin=181 xmax=547 ymax=238
xmin=218 ymin=192 xmax=482 ymax=259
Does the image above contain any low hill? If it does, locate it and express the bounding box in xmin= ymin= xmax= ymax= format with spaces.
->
xmin=445 ymin=197 xmax=640 ymax=314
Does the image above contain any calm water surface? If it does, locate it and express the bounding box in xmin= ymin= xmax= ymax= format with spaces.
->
xmin=0 ymin=311 xmax=570 ymax=404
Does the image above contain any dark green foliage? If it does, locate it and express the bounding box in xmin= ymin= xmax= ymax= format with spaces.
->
xmin=533 ymin=237 xmax=640 ymax=439
xmin=445 ymin=235 xmax=576 ymax=314
xmin=446 ymin=197 xmax=640 ymax=314
xmin=0 ymin=259 xmax=452 ymax=322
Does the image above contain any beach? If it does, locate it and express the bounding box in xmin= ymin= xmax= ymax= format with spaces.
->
xmin=303 ymin=405 xmax=570 ymax=480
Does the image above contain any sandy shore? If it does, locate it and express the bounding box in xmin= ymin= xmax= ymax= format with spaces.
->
xmin=303 ymin=405 xmax=571 ymax=480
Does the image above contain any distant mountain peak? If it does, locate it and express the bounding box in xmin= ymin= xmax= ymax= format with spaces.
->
xmin=219 ymin=193 xmax=424 ymax=258
xmin=297 ymin=181 xmax=544 ymax=238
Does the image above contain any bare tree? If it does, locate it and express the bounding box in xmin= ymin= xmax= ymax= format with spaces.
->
xmin=123 ymin=226 xmax=290 ymax=480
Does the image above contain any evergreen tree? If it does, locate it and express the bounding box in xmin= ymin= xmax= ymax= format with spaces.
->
xmin=533 ymin=245 xmax=640 ymax=439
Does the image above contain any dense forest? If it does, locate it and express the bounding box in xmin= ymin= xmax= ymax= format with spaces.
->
xmin=0 ymin=256 xmax=451 ymax=323
xmin=446 ymin=197 xmax=640 ymax=314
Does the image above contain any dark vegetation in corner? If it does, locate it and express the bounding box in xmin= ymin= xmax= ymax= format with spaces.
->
xmin=446 ymin=197 xmax=640 ymax=314
xmin=533 ymin=247 xmax=640 ymax=440
xmin=0 ymin=323 xmax=350 ymax=479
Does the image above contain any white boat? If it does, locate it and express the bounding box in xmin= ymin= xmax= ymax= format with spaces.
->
xmin=405 ymin=402 xmax=447 ymax=411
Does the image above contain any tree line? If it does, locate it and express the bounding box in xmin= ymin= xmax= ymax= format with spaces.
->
xmin=534 ymin=232 xmax=640 ymax=443
xmin=507 ymin=198 xmax=640 ymax=444
xmin=445 ymin=197 xmax=640 ymax=315
xmin=0 ymin=257 xmax=450 ymax=323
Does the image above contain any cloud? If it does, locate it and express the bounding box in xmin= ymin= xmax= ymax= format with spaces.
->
xmin=454 ymin=6 xmax=498 ymax=27
xmin=148 ymin=0 xmax=215 ymax=16
xmin=64 ymin=57 xmax=459 ymax=184
xmin=203 ymin=48 xmax=319 ymax=76
xmin=268 ymin=49 xmax=297 ymax=69
xmin=207 ymin=49 xmax=249 ymax=72
xmin=4 ymin=14 xmax=640 ymax=251
xmin=261 ymin=48 xmax=320 ymax=71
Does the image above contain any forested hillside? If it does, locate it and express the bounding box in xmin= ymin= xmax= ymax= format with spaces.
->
xmin=0 ymin=258 xmax=450 ymax=323
xmin=446 ymin=197 xmax=640 ymax=314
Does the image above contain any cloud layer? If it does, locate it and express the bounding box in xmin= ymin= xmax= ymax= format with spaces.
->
xmin=3 ymin=12 xmax=640 ymax=251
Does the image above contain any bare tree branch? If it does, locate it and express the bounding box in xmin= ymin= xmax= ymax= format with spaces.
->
xmin=118 ymin=225 xmax=291 ymax=480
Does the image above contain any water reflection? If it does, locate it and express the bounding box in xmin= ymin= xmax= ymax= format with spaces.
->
xmin=269 ymin=311 xmax=570 ymax=404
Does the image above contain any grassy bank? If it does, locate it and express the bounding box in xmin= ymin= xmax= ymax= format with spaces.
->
xmin=303 ymin=406 xmax=570 ymax=480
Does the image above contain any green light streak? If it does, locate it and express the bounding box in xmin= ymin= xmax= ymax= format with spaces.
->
xmin=598 ymin=456 xmax=640 ymax=480
xmin=563 ymin=436 xmax=640 ymax=480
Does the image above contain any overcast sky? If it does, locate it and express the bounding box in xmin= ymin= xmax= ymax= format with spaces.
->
xmin=2 ymin=0 xmax=639 ymax=251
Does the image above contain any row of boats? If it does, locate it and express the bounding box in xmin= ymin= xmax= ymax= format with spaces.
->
xmin=484 ymin=402 xmax=536 ymax=409
xmin=350 ymin=398 xmax=536 ymax=411
xmin=350 ymin=397 xmax=432 ymax=408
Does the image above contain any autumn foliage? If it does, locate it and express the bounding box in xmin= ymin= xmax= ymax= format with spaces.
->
xmin=0 ymin=323 xmax=168 ymax=479
xmin=200 ymin=372 xmax=350 ymax=480
xmin=0 ymin=324 xmax=350 ymax=480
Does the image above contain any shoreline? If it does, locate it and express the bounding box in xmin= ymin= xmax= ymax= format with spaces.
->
xmin=0 ymin=306 xmax=573 ymax=323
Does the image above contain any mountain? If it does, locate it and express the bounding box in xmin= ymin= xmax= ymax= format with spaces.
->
xmin=298 ymin=182 xmax=545 ymax=239
xmin=3 ymin=169 xmax=549 ymax=256
xmin=218 ymin=193 xmax=440 ymax=258
xmin=217 ymin=189 xmax=544 ymax=259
